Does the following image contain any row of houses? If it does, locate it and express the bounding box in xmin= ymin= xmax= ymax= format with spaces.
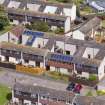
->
xmin=0 ymin=0 xmax=76 ymax=33
xmin=12 ymin=82 xmax=105 ymax=105
xmin=1 ymin=24 xmax=105 ymax=81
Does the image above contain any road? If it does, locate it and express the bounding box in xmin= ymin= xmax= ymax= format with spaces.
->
xmin=0 ymin=67 xmax=97 ymax=96
xmin=0 ymin=67 xmax=68 ymax=91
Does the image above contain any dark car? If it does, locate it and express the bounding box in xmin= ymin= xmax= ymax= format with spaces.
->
xmin=66 ymin=82 xmax=75 ymax=91
xmin=73 ymin=84 xmax=82 ymax=94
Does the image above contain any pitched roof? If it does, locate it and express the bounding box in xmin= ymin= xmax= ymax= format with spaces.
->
xmin=14 ymin=83 xmax=105 ymax=105
xmin=0 ymin=42 xmax=49 ymax=56
xmin=79 ymin=17 xmax=101 ymax=34
xmin=10 ymin=25 xmax=25 ymax=38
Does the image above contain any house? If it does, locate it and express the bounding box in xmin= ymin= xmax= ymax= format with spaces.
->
xmin=0 ymin=42 xmax=49 ymax=67
xmin=12 ymin=82 xmax=105 ymax=105
xmin=87 ymin=0 xmax=105 ymax=13
xmin=0 ymin=25 xmax=24 ymax=44
xmin=72 ymin=17 xmax=101 ymax=40
xmin=7 ymin=25 xmax=24 ymax=44
xmin=1 ymin=34 xmax=105 ymax=81
xmin=0 ymin=0 xmax=76 ymax=33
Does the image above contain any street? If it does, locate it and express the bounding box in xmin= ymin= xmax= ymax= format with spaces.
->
xmin=0 ymin=67 xmax=96 ymax=96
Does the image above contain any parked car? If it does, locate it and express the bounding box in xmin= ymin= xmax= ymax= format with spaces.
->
xmin=73 ymin=84 xmax=82 ymax=94
xmin=66 ymin=82 xmax=75 ymax=91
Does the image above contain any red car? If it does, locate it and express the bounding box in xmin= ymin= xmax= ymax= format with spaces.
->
xmin=73 ymin=84 xmax=82 ymax=94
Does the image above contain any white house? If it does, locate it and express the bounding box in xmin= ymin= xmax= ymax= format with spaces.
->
xmin=72 ymin=17 xmax=101 ymax=40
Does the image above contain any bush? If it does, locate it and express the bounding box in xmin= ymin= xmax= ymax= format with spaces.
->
xmin=0 ymin=22 xmax=4 ymax=30
xmin=25 ymin=21 xmax=50 ymax=32
xmin=97 ymin=90 xmax=105 ymax=96
xmin=86 ymin=91 xmax=93 ymax=96
xmin=54 ymin=27 xmax=64 ymax=34
xmin=0 ymin=16 xmax=9 ymax=26
xmin=89 ymin=74 xmax=97 ymax=81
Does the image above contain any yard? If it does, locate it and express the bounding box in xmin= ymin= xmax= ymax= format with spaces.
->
xmin=0 ymin=84 xmax=11 ymax=105
xmin=102 ymin=20 xmax=105 ymax=28
xmin=44 ymin=71 xmax=69 ymax=83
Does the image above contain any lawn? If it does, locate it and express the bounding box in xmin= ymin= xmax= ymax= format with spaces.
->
xmin=45 ymin=71 xmax=69 ymax=82
xmin=80 ymin=6 xmax=93 ymax=15
xmin=0 ymin=84 xmax=11 ymax=105
xmin=102 ymin=20 xmax=105 ymax=28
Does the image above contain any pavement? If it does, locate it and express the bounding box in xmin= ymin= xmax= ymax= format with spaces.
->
xmin=0 ymin=67 xmax=97 ymax=96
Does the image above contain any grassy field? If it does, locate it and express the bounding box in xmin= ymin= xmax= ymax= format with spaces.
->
xmin=0 ymin=84 xmax=11 ymax=105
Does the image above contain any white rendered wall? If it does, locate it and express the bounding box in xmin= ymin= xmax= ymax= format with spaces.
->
xmin=27 ymin=4 xmax=40 ymax=11
xmin=50 ymin=66 xmax=69 ymax=75
xmin=40 ymin=62 xmax=44 ymax=68
xmin=56 ymin=41 xmax=64 ymax=50
xmin=9 ymin=32 xmax=18 ymax=44
xmin=0 ymin=55 xmax=5 ymax=61
xmin=24 ymin=100 xmax=31 ymax=105
xmin=73 ymin=30 xmax=85 ymax=40
xmin=32 ymin=37 xmax=44 ymax=48
xmin=83 ymin=47 xmax=99 ymax=59
xmin=64 ymin=17 xmax=71 ymax=33
xmin=9 ymin=57 xmax=16 ymax=63
xmin=12 ymin=20 xmax=19 ymax=25
xmin=44 ymin=6 xmax=57 ymax=14
xmin=63 ymin=8 xmax=71 ymax=17
xmin=65 ymin=44 xmax=76 ymax=55
xmin=0 ymin=0 xmax=5 ymax=4
xmin=0 ymin=32 xmax=8 ymax=42
xmin=81 ymin=72 xmax=89 ymax=78
xmin=71 ymin=5 xmax=76 ymax=21
xmin=22 ymin=35 xmax=29 ymax=45
xmin=98 ymin=57 xmax=105 ymax=80
xmin=8 ymin=1 xmax=20 ymax=9
xmin=29 ymin=61 xmax=35 ymax=67
xmin=60 ymin=68 xmax=69 ymax=75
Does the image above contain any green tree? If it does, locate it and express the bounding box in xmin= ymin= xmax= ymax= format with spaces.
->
xmin=32 ymin=21 xmax=49 ymax=32
xmin=0 ymin=22 xmax=4 ymax=31
xmin=25 ymin=21 xmax=50 ymax=32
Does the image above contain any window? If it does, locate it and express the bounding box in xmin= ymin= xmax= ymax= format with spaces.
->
xmin=38 ymin=44 xmax=41 ymax=48
xmin=36 ymin=61 xmax=40 ymax=67
xmin=66 ymin=51 xmax=70 ymax=55
xmin=24 ymin=59 xmax=29 ymax=63
xmin=88 ymin=54 xmax=91 ymax=59
xmin=10 ymin=19 xmax=13 ymax=22
xmin=77 ymin=70 xmax=82 ymax=74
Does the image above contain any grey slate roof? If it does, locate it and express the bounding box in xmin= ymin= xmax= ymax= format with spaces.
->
xmin=7 ymin=8 xmax=66 ymax=21
xmin=79 ymin=17 xmax=101 ymax=35
xmin=14 ymin=83 xmax=105 ymax=105
xmin=0 ymin=42 xmax=49 ymax=57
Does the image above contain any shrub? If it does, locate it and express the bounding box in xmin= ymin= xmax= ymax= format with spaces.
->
xmin=89 ymin=74 xmax=97 ymax=81
xmin=97 ymin=90 xmax=105 ymax=96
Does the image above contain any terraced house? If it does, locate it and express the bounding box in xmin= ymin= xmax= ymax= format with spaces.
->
xmin=12 ymin=83 xmax=105 ymax=105
xmin=0 ymin=0 xmax=76 ymax=33
xmin=1 ymin=27 xmax=105 ymax=85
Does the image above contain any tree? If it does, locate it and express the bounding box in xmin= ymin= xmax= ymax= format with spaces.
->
xmin=25 ymin=21 xmax=50 ymax=32
xmin=0 ymin=22 xmax=4 ymax=31
xmin=32 ymin=21 xmax=49 ymax=32
xmin=0 ymin=16 xmax=9 ymax=26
